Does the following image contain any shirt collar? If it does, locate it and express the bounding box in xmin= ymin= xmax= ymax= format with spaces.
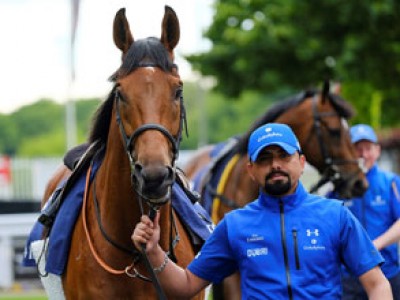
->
xmin=366 ymin=163 xmax=378 ymax=178
xmin=258 ymin=181 xmax=307 ymax=212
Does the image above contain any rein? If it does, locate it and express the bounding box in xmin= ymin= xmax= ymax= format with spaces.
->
xmin=82 ymin=161 xmax=147 ymax=278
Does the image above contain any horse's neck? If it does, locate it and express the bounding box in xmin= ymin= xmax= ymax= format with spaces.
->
xmin=93 ymin=141 xmax=143 ymax=231
xmin=228 ymin=156 xmax=258 ymax=206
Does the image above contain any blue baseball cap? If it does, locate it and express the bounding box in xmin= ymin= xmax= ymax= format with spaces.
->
xmin=350 ymin=124 xmax=377 ymax=144
xmin=248 ymin=123 xmax=301 ymax=162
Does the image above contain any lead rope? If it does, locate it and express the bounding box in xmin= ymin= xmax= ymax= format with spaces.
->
xmin=140 ymin=207 xmax=168 ymax=300
xmin=82 ymin=162 xmax=149 ymax=280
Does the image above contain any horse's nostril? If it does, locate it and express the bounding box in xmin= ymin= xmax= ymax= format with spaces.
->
xmin=138 ymin=165 xmax=174 ymax=190
xmin=352 ymin=179 xmax=367 ymax=197
xmin=134 ymin=163 xmax=143 ymax=174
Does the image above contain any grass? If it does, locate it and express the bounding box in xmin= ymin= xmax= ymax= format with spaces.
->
xmin=0 ymin=294 xmax=46 ymax=300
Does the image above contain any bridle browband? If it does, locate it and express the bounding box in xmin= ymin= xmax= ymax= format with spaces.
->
xmin=308 ymin=94 xmax=362 ymax=194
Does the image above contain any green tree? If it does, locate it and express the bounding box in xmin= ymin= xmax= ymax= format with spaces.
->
xmin=0 ymin=114 xmax=18 ymax=155
xmin=3 ymin=98 xmax=100 ymax=157
xmin=187 ymin=0 xmax=400 ymax=126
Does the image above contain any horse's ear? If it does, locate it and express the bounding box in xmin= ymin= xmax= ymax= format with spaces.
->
xmin=321 ymin=80 xmax=330 ymax=103
xmin=160 ymin=5 xmax=180 ymax=52
xmin=113 ymin=8 xmax=134 ymax=55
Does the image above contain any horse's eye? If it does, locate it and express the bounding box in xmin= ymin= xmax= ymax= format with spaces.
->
xmin=175 ymin=87 xmax=183 ymax=100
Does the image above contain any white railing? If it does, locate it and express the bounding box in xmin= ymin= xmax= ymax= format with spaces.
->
xmin=0 ymin=157 xmax=61 ymax=201
xmin=0 ymin=213 xmax=39 ymax=288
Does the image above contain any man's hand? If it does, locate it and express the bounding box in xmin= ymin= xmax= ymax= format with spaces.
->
xmin=131 ymin=211 xmax=161 ymax=253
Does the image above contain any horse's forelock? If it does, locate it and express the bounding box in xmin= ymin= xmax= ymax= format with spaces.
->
xmin=109 ymin=37 xmax=174 ymax=81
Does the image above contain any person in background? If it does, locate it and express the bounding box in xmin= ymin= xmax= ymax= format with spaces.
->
xmin=132 ymin=123 xmax=392 ymax=299
xmin=336 ymin=124 xmax=400 ymax=300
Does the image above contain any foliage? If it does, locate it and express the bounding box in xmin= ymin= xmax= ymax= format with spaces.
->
xmin=186 ymin=0 xmax=400 ymax=127
xmin=0 ymin=99 xmax=100 ymax=157
xmin=0 ymin=113 xmax=18 ymax=154
xmin=0 ymin=82 xmax=285 ymax=156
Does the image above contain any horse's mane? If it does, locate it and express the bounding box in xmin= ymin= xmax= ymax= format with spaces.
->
xmin=88 ymin=37 xmax=174 ymax=144
xmin=235 ymin=89 xmax=355 ymax=155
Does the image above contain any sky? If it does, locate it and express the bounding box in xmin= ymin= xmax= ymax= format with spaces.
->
xmin=0 ymin=0 xmax=213 ymax=114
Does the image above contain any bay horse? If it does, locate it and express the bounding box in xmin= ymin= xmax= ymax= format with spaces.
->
xmin=183 ymin=82 xmax=368 ymax=300
xmin=41 ymin=6 xmax=205 ymax=299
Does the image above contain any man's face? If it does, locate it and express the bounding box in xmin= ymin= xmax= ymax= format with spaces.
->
xmin=353 ymin=140 xmax=380 ymax=172
xmin=247 ymin=145 xmax=305 ymax=196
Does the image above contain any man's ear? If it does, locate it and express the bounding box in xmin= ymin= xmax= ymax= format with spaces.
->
xmin=246 ymin=161 xmax=256 ymax=181
xmin=299 ymin=153 xmax=306 ymax=169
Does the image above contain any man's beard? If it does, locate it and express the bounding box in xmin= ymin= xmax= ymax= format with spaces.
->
xmin=264 ymin=171 xmax=291 ymax=196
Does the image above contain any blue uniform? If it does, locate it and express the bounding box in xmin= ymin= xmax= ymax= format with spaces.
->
xmin=188 ymin=182 xmax=383 ymax=299
xmin=341 ymin=164 xmax=400 ymax=279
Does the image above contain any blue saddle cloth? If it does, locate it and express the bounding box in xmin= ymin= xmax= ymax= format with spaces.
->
xmin=192 ymin=141 xmax=237 ymax=214
xmin=23 ymin=162 xmax=213 ymax=275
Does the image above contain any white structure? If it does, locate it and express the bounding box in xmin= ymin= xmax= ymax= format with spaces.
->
xmin=0 ymin=213 xmax=38 ymax=288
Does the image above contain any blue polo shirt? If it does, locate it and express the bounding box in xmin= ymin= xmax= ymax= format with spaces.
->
xmin=188 ymin=182 xmax=383 ymax=299
xmin=341 ymin=164 xmax=400 ymax=279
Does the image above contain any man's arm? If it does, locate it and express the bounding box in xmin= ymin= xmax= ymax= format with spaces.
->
xmin=359 ymin=266 xmax=393 ymax=300
xmin=373 ymin=218 xmax=400 ymax=250
xmin=132 ymin=213 xmax=210 ymax=298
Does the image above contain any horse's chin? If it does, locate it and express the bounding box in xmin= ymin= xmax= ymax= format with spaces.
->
xmin=334 ymin=178 xmax=367 ymax=199
xmin=137 ymin=186 xmax=171 ymax=207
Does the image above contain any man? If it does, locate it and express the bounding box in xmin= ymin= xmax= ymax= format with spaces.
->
xmin=339 ymin=124 xmax=400 ymax=299
xmin=132 ymin=123 xmax=392 ymax=299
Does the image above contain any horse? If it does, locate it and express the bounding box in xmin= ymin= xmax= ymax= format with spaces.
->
xmin=39 ymin=7 xmax=205 ymax=299
xmin=183 ymin=81 xmax=368 ymax=300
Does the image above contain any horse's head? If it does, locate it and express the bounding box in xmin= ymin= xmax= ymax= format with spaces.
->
xmin=292 ymin=81 xmax=368 ymax=199
xmin=107 ymin=7 xmax=184 ymax=206
xmin=236 ymin=81 xmax=367 ymax=199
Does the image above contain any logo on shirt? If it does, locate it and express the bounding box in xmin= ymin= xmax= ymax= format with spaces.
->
xmin=246 ymin=234 xmax=264 ymax=242
xmin=371 ymin=195 xmax=386 ymax=206
xmin=306 ymin=229 xmax=319 ymax=236
xmin=303 ymin=228 xmax=326 ymax=251
xmin=247 ymin=247 xmax=268 ymax=257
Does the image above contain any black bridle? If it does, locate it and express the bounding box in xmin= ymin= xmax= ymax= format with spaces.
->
xmin=114 ymin=64 xmax=188 ymax=206
xmin=308 ymin=95 xmax=362 ymax=194
xmin=101 ymin=63 xmax=187 ymax=299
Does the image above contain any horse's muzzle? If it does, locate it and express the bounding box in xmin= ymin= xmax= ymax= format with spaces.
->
xmin=132 ymin=163 xmax=175 ymax=205
xmin=334 ymin=176 xmax=368 ymax=199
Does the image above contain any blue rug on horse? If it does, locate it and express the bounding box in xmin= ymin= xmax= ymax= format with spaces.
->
xmin=23 ymin=162 xmax=213 ymax=275
xmin=23 ymin=158 xmax=101 ymax=274
xmin=192 ymin=141 xmax=237 ymax=214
